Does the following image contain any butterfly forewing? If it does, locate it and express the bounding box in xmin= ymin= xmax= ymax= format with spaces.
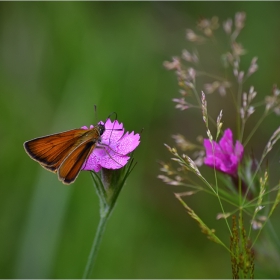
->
xmin=24 ymin=129 xmax=91 ymax=171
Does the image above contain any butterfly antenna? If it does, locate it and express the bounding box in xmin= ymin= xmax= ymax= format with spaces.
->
xmin=94 ymin=104 xmax=98 ymax=125
xmin=107 ymin=111 xmax=118 ymax=121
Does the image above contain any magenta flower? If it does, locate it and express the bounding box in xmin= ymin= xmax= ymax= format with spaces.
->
xmin=204 ymin=128 xmax=244 ymax=175
xmin=81 ymin=119 xmax=140 ymax=172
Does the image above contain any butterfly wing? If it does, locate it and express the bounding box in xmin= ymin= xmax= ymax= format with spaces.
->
xmin=58 ymin=139 xmax=96 ymax=184
xmin=24 ymin=129 xmax=90 ymax=172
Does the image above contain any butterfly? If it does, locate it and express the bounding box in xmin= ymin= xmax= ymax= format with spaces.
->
xmin=23 ymin=122 xmax=106 ymax=185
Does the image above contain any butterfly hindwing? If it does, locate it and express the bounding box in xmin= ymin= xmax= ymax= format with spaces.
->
xmin=58 ymin=139 xmax=96 ymax=184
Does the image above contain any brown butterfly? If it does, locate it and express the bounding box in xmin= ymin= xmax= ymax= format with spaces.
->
xmin=23 ymin=123 xmax=105 ymax=184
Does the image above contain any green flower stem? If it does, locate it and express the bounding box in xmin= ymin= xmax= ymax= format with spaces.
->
xmin=83 ymin=207 xmax=110 ymax=279
xmin=243 ymin=111 xmax=267 ymax=148
xmin=82 ymin=172 xmax=113 ymax=279
xmin=82 ymin=160 xmax=137 ymax=279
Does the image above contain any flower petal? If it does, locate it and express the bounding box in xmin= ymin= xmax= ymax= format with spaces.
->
xmin=204 ymin=139 xmax=221 ymax=161
xmin=219 ymin=128 xmax=234 ymax=154
xmin=113 ymin=131 xmax=140 ymax=154
xmin=235 ymin=140 xmax=244 ymax=160
xmin=83 ymin=152 xmax=102 ymax=172
xmin=99 ymin=154 xmax=130 ymax=170
xmin=204 ymin=139 xmax=224 ymax=171
xmin=101 ymin=119 xmax=124 ymax=144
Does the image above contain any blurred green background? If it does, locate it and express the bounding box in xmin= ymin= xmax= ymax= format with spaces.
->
xmin=1 ymin=2 xmax=280 ymax=278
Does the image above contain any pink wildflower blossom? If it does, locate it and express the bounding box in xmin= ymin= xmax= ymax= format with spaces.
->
xmin=204 ymin=128 xmax=243 ymax=175
xmin=82 ymin=119 xmax=140 ymax=172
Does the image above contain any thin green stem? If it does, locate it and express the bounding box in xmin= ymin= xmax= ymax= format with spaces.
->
xmin=237 ymin=82 xmax=243 ymax=141
xmin=196 ymin=70 xmax=228 ymax=82
xmin=191 ymin=83 xmax=201 ymax=106
xmin=212 ymin=171 xmax=232 ymax=236
xmin=243 ymin=111 xmax=267 ymax=147
xmin=83 ymin=209 xmax=110 ymax=279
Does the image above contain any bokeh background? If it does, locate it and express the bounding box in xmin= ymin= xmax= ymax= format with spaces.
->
xmin=1 ymin=2 xmax=280 ymax=278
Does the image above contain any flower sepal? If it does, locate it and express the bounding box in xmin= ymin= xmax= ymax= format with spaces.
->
xmin=90 ymin=156 xmax=137 ymax=217
xmin=237 ymin=156 xmax=262 ymax=200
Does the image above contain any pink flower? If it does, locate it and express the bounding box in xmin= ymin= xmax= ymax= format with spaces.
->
xmin=82 ymin=119 xmax=140 ymax=172
xmin=204 ymin=128 xmax=244 ymax=175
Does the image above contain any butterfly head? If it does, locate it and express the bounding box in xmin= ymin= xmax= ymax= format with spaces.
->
xmin=96 ymin=122 xmax=105 ymax=137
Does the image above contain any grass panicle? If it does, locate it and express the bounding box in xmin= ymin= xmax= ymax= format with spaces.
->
xmin=159 ymin=10 xmax=280 ymax=278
